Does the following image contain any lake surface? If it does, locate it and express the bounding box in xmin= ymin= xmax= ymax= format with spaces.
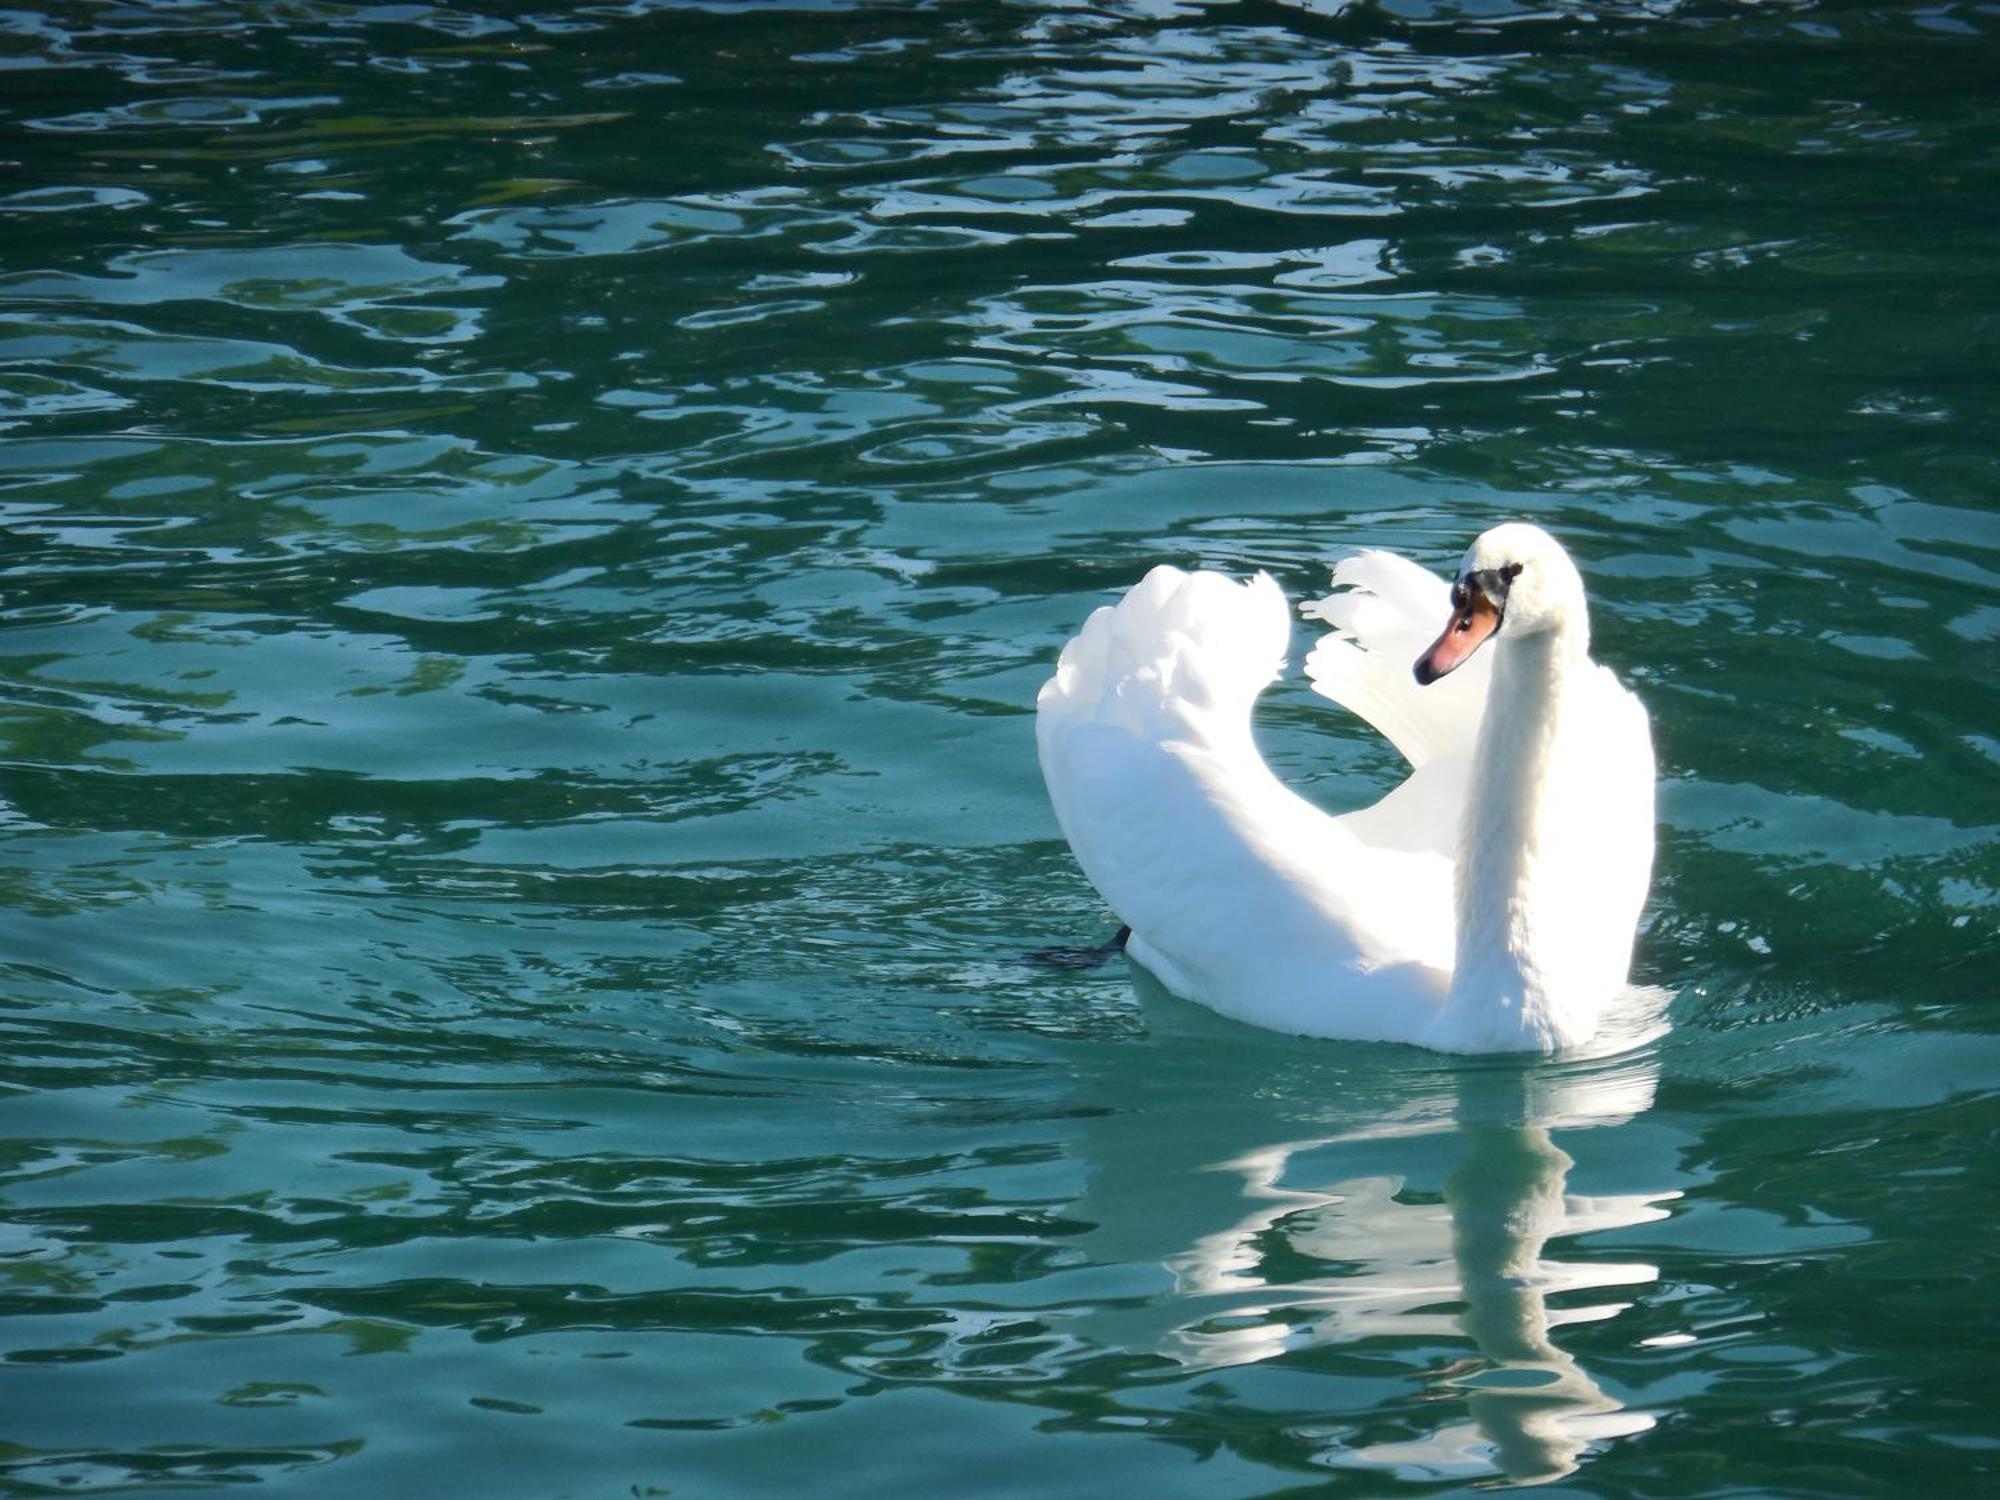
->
xmin=2 ymin=1 xmax=1996 ymax=1494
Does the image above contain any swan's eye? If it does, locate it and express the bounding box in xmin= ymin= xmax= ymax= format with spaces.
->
xmin=1502 ymin=561 xmax=1523 ymax=582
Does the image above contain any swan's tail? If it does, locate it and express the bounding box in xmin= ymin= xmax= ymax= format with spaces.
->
xmin=1302 ymin=549 xmax=1491 ymax=770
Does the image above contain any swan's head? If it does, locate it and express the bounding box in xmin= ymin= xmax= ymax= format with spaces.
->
xmin=1414 ymin=522 xmax=1588 ymax=685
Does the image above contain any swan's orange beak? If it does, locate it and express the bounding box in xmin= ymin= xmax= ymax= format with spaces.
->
xmin=1414 ymin=582 xmax=1500 ymax=685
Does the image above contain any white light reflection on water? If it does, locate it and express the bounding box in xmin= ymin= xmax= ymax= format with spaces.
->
xmin=1074 ymin=984 xmax=1676 ymax=1484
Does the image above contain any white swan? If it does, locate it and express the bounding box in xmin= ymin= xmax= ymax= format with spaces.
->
xmin=1035 ymin=522 xmax=1654 ymax=1054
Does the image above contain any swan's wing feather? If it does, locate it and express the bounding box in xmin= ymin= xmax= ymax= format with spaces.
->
xmin=1045 ymin=721 xmax=1344 ymax=993
xmin=1301 ymin=549 xmax=1492 ymax=770
xmin=1039 ymin=564 xmax=1276 ymax=892
xmin=1037 ymin=567 xmax=1293 ymax=910
xmin=1037 ymin=566 xmax=1452 ymax=1037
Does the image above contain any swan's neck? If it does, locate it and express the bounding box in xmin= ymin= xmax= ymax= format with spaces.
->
xmin=1446 ymin=625 xmax=1593 ymax=1049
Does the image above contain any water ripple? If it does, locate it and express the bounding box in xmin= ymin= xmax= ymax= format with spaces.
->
xmin=0 ymin=1 xmax=1996 ymax=1495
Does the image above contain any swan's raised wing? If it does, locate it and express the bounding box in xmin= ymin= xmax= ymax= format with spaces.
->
xmin=1036 ymin=566 xmax=1452 ymax=1039
xmin=1301 ymin=549 xmax=1493 ymax=770
xmin=1301 ymin=550 xmax=1495 ymax=857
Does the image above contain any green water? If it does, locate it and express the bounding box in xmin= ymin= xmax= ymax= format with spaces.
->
xmin=1 ymin=1 xmax=1996 ymax=1494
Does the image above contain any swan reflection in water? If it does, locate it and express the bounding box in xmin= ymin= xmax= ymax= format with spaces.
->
xmin=1069 ymin=981 xmax=1676 ymax=1485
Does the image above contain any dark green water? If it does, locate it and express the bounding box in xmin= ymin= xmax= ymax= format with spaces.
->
xmin=2 ymin=1 xmax=1996 ymax=1494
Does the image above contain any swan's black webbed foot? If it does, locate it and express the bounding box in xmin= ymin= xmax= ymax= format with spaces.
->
xmin=1023 ymin=924 xmax=1131 ymax=970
